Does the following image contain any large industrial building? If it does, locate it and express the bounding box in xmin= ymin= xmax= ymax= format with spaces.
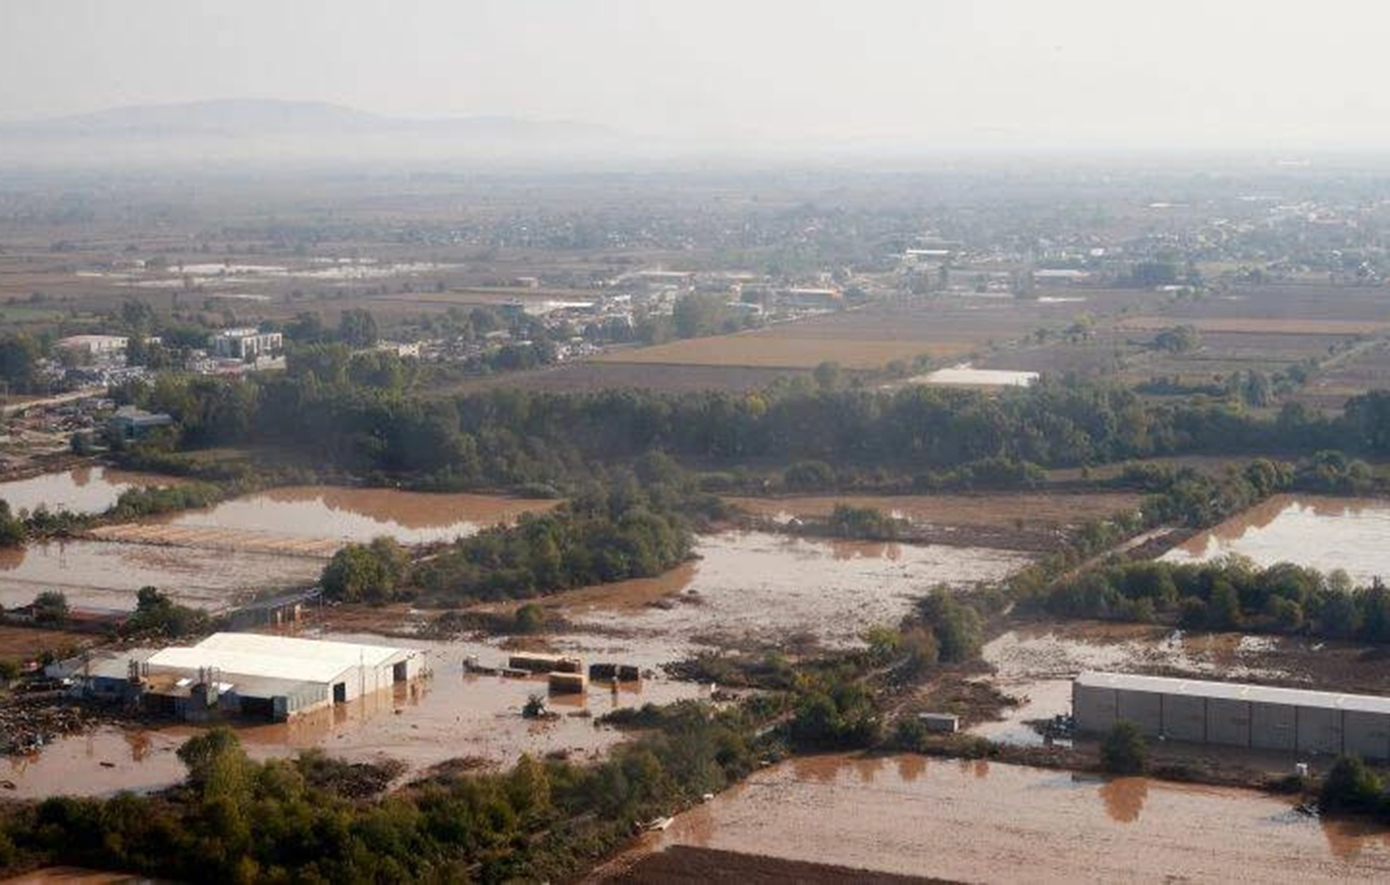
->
xmin=1074 ymin=670 xmax=1390 ymax=760
xmin=82 ymin=632 xmax=422 ymax=722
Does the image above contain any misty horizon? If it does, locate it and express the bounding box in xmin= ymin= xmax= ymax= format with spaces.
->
xmin=3 ymin=0 xmax=1390 ymax=159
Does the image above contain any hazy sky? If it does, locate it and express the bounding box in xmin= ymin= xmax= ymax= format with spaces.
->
xmin=2 ymin=0 xmax=1387 ymax=150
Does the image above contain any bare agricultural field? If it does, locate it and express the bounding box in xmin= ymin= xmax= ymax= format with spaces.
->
xmin=435 ymin=361 xmax=804 ymax=394
xmin=0 ymin=625 xmax=93 ymax=661
xmin=1165 ymin=283 xmax=1390 ymax=324
xmin=978 ymin=340 xmax=1129 ymax=377
xmin=599 ymin=293 xmax=1157 ymax=373
xmin=1293 ymin=339 xmax=1390 ymax=411
xmin=596 ymin=333 xmax=971 ymax=371
xmin=1118 ymin=315 xmax=1387 ymax=336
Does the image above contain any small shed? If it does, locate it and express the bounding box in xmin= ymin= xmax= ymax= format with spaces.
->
xmin=918 ymin=712 xmax=960 ymax=734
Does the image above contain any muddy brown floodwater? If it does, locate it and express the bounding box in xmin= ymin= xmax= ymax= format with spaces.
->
xmin=2 ymin=486 xmax=556 ymax=612
xmin=0 ymin=466 xmax=178 ymax=516
xmin=594 ymin=754 xmax=1390 ymax=883
xmin=1162 ymin=494 xmax=1390 ymax=585
xmin=1 ymin=630 xmax=706 ymax=799
xmin=144 ymin=485 xmax=558 ymax=546
xmin=0 ymin=539 xmax=321 ymax=612
xmin=565 ymin=531 xmax=1030 ymax=651
xmin=4 ymin=527 xmax=1031 ymax=799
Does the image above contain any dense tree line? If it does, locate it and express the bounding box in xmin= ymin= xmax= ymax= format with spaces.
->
xmin=1041 ymin=556 xmax=1390 ymax=641
xmin=121 ymin=354 xmax=1390 ymax=492
xmin=322 ymin=480 xmax=696 ymax=605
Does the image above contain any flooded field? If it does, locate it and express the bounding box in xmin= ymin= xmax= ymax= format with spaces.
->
xmin=10 ymin=487 xmax=557 ymax=610
xmin=1 ymin=630 xmax=705 ymax=799
xmin=3 ymin=529 xmax=1028 ymax=799
xmin=596 ymin=754 xmax=1390 ymax=883
xmin=1162 ymin=494 xmax=1390 ymax=585
xmin=562 ymin=531 xmax=1029 ymax=651
xmin=974 ymin=623 xmax=1314 ymax=747
xmin=140 ymin=485 xmax=557 ymax=546
xmin=0 ymin=466 xmax=177 ymax=516
xmin=0 ymin=539 xmax=320 ymax=612
xmin=728 ymin=492 xmax=1140 ymax=534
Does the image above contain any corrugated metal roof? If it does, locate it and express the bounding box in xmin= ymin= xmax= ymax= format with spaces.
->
xmin=145 ymin=632 xmax=412 ymax=685
xmin=148 ymin=646 xmax=356 ymax=683
xmin=1076 ymin=671 xmax=1390 ymax=716
xmin=197 ymin=632 xmax=406 ymax=668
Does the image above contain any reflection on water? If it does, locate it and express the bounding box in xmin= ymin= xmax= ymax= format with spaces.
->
xmin=155 ymin=485 xmax=558 ymax=545
xmin=1321 ymin=815 xmax=1390 ymax=862
xmin=0 ymin=466 xmax=178 ymax=516
xmin=607 ymin=754 xmax=1390 ymax=884
xmin=1099 ymin=776 xmax=1149 ymax=823
xmin=1162 ymin=495 xmax=1390 ymax=585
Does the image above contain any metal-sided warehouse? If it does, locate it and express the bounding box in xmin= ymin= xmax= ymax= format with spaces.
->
xmin=80 ymin=632 xmax=423 ymax=722
xmin=1073 ymin=670 xmax=1390 ymax=760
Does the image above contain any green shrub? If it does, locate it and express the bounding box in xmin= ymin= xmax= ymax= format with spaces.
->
xmin=1100 ymin=721 xmax=1148 ymax=774
xmin=1320 ymin=755 xmax=1384 ymax=814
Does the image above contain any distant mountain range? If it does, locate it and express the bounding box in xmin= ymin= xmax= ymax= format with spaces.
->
xmin=0 ymin=98 xmax=618 ymax=142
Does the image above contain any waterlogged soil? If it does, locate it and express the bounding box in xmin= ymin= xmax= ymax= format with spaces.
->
xmin=0 ymin=466 xmax=179 ymax=516
xmin=971 ymin=620 xmax=1390 ymax=748
xmin=1162 ymin=494 xmax=1390 ymax=585
xmin=1 ymin=530 xmax=1027 ymax=798
xmin=727 ymin=492 xmax=1142 ymax=534
xmin=0 ymin=630 xmax=705 ymax=799
xmin=144 ymin=485 xmax=558 ymax=546
xmin=560 ymin=531 xmax=1029 ymax=651
xmin=0 ymin=539 xmax=320 ymax=612
xmin=973 ymin=623 xmax=1304 ymax=747
xmin=2 ymin=487 xmax=554 ymax=612
xmin=594 ymin=754 xmax=1390 ymax=883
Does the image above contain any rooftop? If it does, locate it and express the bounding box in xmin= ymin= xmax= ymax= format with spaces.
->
xmin=145 ymin=632 xmax=411 ymax=685
xmin=1076 ymin=670 xmax=1390 ymax=716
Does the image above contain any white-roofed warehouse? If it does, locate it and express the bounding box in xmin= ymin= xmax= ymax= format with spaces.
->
xmin=1074 ymin=671 xmax=1390 ymax=760
xmin=132 ymin=632 xmax=422 ymax=722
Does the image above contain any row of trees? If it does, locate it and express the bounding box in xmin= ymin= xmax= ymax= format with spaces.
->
xmin=321 ymin=483 xmax=694 ymax=605
xmin=1042 ymin=557 xmax=1390 ymax=641
xmin=120 ymin=357 xmax=1390 ymax=494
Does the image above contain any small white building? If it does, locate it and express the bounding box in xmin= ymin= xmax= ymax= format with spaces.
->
xmin=56 ymin=335 xmax=129 ymax=357
xmin=211 ymin=328 xmax=283 ymax=360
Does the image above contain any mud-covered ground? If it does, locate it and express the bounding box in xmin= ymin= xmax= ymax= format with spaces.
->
xmin=593 ymin=753 xmax=1390 ymax=884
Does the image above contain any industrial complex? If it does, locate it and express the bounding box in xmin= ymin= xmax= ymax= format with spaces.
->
xmin=79 ymin=632 xmax=423 ymax=722
xmin=1073 ymin=670 xmax=1390 ymax=760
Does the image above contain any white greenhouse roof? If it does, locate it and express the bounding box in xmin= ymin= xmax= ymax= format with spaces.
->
xmin=146 ymin=632 xmax=411 ymax=685
xmin=1077 ymin=671 xmax=1390 ymax=716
